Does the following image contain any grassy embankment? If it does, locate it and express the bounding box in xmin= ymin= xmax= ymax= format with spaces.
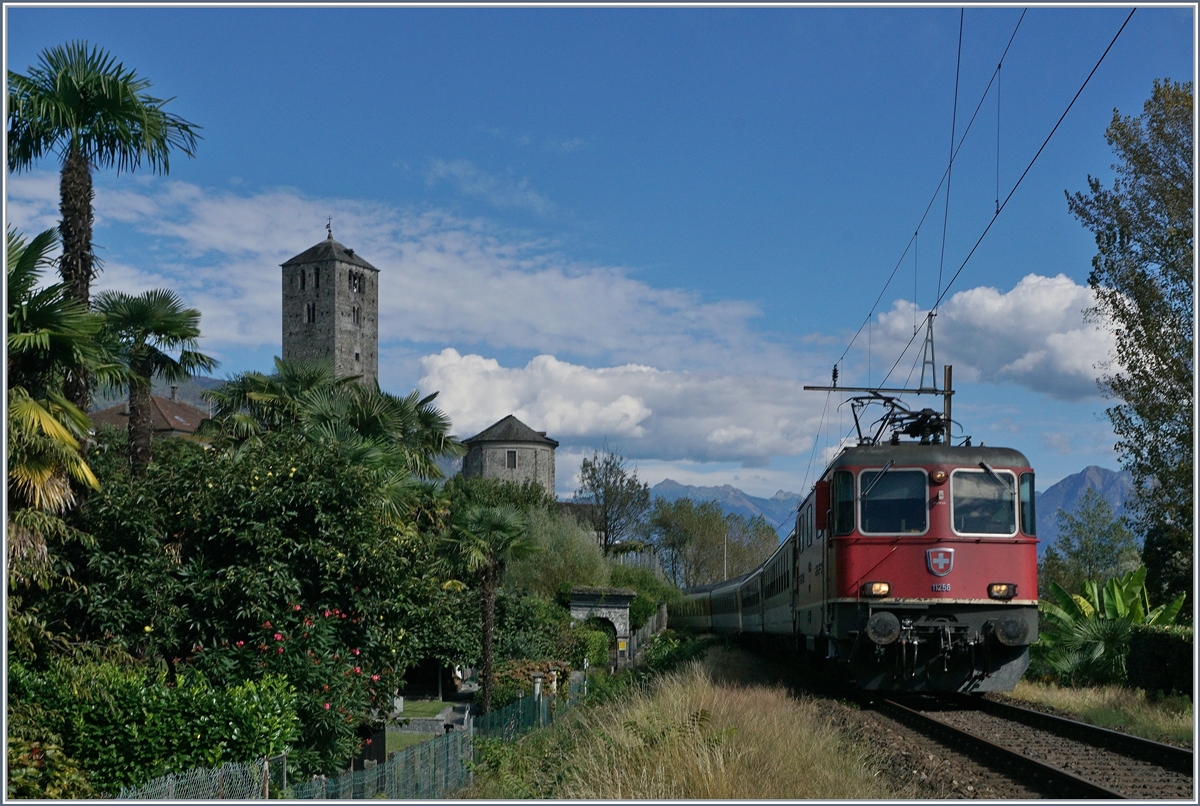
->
xmin=466 ymin=654 xmax=905 ymax=799
xmin=1010 ymin=681 xmax=1193 ymax=746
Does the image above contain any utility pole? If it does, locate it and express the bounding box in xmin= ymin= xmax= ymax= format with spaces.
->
xmin=724 ymin=531 xmax=728 ymax=579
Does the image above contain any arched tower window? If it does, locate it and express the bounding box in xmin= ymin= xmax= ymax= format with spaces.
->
xmin=300 ymin=270 xmax=306 ymax=290
xmin=306 ymin=301 xmax=316 ymax=323
xmin=314 ymin=267 xmax=320 ymax=289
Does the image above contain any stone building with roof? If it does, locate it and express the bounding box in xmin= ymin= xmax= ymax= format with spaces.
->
xmin=281 ymin=226 xmax=379 ymax=382
xmin=462 ymin=415 xmax=559 ymax=495
xmin=90 ymin=387 xmax=210 ymax=439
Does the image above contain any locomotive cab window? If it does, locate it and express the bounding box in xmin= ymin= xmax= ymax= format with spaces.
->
xmin=1020 ymin=472 xmax=1036 ymax=535
xmin=859 ymin=469 xmax=927 ymax=534
xmin=831 ymin=471 xmax=855 ymax=536
xmin=951 ymin=469 xmax=1017 ymax=535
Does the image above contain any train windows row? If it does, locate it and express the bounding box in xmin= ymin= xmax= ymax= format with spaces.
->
xmin=829 ymin=468 xmax=1037 ymax=537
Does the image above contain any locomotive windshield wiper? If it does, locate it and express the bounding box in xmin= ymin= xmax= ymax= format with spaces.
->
xmin=859 ymin=460 xmax=895 ymax=501
xmin=978 ymin=461 xmax=1015 ymax=496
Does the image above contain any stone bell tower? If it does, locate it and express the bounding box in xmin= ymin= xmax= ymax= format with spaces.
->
xmin=281 ymin=225 xmax=379 ymax=382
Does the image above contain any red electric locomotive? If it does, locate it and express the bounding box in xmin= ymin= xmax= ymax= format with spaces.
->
xmin=670 ymin=385 xmax=1040 ymax=693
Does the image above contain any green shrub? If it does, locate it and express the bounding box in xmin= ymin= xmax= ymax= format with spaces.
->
xmin=1127 ymin=624 xmax=1193 ymax=699
xmin=504 ymin=509 xmax=610 ymax=596
xmin=639 ymin=631 xmax=710 ymax=678
xmin=6 ymin=737 xmax=93 ymax=799
xmin=495 ymin=592 xmax=573 ymax=663
xmin=8 ymin=657 xmax=298 ymax=795
xmin=573 ymin=629 xmax=611 ymax=670
xmin=609 ymin=565 xmax=680 ymax=630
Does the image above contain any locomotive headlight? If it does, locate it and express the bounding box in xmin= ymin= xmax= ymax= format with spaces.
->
xmin=988 ymin=583 xmax=1017 ymax=599
xmin=861 ymin=581 xmax=891 ymax=597
xmin=930 ymin=469 xmax=947 ymax=484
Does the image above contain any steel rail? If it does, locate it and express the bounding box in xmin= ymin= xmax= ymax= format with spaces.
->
xmin=876 ymin=696 xmax=1126 ymax=799
xmin=953 ymin=694 xmax=1194 ymax=776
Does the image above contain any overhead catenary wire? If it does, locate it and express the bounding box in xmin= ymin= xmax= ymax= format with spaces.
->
xmin=936 ymin=8 xmax=966 ymax=310
xmin=806 ymin=7 xmax=1125 ymax=483
xmin=875 ymin=7 xmax=1137 ymax=390
xmin=834 ymin=8 xmax=1028 ymax=368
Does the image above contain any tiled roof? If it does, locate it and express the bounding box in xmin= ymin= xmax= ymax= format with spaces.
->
xmin=90 ymin=396 xmax=210 ymax=435
xmin=463 ymin=414 xmax=559 ymax=447
xmin=280 ymin=234 xmax=378 ymax=271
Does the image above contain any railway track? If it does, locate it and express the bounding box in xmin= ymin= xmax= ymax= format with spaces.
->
xmin=870 ymin=693 xmax=1194 ymax=799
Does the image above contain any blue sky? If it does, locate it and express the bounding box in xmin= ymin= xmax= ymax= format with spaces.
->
xmin=5 ymin=4 xmax=1195 ymax=500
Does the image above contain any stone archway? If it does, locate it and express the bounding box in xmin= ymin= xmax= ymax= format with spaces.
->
xmin=568 ymin=586 xmax=636 ymax=667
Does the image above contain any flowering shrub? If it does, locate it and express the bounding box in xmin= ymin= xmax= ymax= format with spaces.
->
xmin=186 ymin=605 xmax=393 ymax=777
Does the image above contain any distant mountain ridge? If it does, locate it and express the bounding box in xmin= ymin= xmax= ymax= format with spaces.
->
xmin=651 ymin=479 xmax=800 ymax=537
xmin=1035 ymin=466 xmax=1133 ymax=556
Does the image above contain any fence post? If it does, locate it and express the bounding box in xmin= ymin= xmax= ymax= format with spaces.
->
xmin=262 ymin=758 xmax=270 ymax=799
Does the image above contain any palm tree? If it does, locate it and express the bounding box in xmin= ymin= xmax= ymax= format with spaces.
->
xmin=6 ymin=226 xmax=103 ymax=610
xmin=94 ymin=289 xmax=217 ymax=475
xmin=8 ymin=41 xmax=200 ymax=410
xmin=6 ymin=226 xmax=119 ymax=397
xmin=440 ymin=505 xmax=539 ymax=714
xmin=202 ymin=357 xmax=464 ymax=479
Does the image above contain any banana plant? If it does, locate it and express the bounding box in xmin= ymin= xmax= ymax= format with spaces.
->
xmin=1035 ymin=566 xmax=1185 ymax=685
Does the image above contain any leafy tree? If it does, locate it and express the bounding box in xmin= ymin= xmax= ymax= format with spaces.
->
xmin=575 ymin=446 xmax=650 ymax=555
xmin=504 ymin=507 xmax=610 ymax=597
xmin=650 ymin=497 xmax=777 ymax=587
xmin=439 ymin=505 xmax=539 ymax=714
xmin=7 ymin=41 xmax=200 ymax=410
xmin=1066 ymin=79 xmax=1193 ymax=608
xmin=40 ymin=429 xmax=456 ymax=772
xmin=1038 ymin=489 xmax=1140 ymax=596
xmin=94 ymin=289 xmax=218 ymax=475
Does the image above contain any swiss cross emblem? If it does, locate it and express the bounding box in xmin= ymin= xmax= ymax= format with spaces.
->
xmin=926 ymin=548 xmax=955 ymax=577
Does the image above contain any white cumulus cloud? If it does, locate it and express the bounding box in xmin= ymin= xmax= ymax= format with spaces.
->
xmin=419 ymin=348 xmax=825 ymax=466
xmin=873 ymin=274 xmax=1113 ymax=400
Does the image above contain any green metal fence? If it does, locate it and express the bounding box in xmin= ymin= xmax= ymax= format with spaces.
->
xmin=287 ymin=730 xmax=471 ymax=799
xmin=473 ymin=678 xmax=585 ymax=742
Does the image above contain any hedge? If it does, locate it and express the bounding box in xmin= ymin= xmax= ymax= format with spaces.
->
xmin=1126 ymin=624 xmax=1193 ymax=700
xmin=8 ymin=659 xmax=298 ymax=795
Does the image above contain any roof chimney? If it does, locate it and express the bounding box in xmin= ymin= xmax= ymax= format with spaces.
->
xmin=170 ymin=385 xmax=178 ymax=401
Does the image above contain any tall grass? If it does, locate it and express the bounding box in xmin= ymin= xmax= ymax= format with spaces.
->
xmin=469 ymin=660 xmax=900 ymax=799
xmin=1011 ymin=680 xmax=1193 ymax=746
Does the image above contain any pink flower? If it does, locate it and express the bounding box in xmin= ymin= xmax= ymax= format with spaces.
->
xmin=277 ymin=647 xmax=284 ymax=654
xmin=324 ymin=702 xmax=331 ymax=710
xmin=351 ymin=648 xmax=360 ymax=656
xmin=263 ymin=620 xmax=272 ymax=628
xmin=274 ymin=633 xmax=283 ymax=641
xmin=354 ymin=667 xmax=361 ymax=674
xmin=294 ymin=604 xmax=302 ymax=611
xmin=236 ymin=640 xmax=245 ymax=647
xmin=371 ymin=674 xmax=380 ymax=682
xmin=323 ymin=610 xmax=331 ymax=618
